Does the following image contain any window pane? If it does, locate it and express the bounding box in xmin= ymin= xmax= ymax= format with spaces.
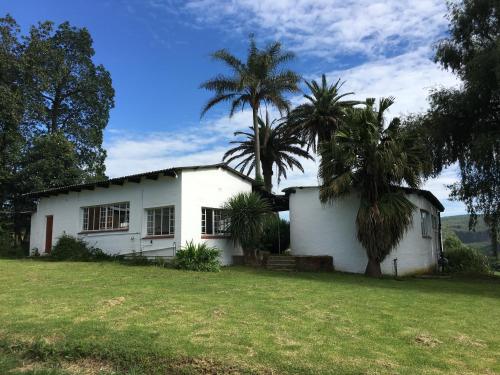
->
xmin=206 ymin=208 xmax=213 ymax=234
xmin=161 ymin=208 xmax=169 ymax=235
xmin=147 ymin=209 xmax=154 ymax=235
xmin=121 ymin=203 xmax=129 ymax=228
xmin=169 ymin=207 xmax=175 ymax=234
xmin=83 ymin=208 xmax=89 ymax=230
xmin=155 ymin=209 xmax=162 ymax=235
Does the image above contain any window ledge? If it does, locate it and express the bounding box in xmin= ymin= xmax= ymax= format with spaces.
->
xmin=201 ymin=234 xmax=231 ymax=239
xmin=142 ymin=235 xmax=174 ymax=240
xmin=78 ymin=228 xmax=129 ymax=235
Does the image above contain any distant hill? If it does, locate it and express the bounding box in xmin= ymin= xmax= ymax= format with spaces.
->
xmin=441 ymin=214 xmax=492 ymax=254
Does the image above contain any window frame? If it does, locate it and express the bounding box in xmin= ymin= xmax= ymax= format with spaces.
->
xmin=201 ymin=207 xmax=230 ymax=238
xmin=144 ymin=206 xmax=175 ymax=238
xmin=81 ymin=202 xmax=130 ymax=232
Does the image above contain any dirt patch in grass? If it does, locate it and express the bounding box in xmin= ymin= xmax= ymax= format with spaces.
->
xmin=103 ymin=296 xmax=125 ymax=307
xmin=454 ymin=334 xmax=487 ymax=348
xmin=414 ymin=333 xmax=443 ymax=347
xmin=13 ymin=358 xmax=116 ymax=374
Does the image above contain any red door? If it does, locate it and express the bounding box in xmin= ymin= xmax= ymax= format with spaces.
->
xmin=45 ymin=215 xmax=53 ymax=253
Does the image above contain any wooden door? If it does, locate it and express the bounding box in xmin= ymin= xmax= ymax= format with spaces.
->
xmin=45 ymin=215 xmax=53 ymax=253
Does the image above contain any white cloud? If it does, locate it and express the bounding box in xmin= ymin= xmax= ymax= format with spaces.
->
xmin=324 ymin=47 xmax=461 ymax=116
xmin=179 ymin=0 xmax=448 ymax=58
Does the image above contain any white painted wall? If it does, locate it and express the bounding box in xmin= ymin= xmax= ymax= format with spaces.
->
xmin=29 ymin=167 xmax=252 ymax=265
xmin=288 ymin=187 xmax=441 ymax=276
xmin=179 ymin=168 xmax=251 ymax=264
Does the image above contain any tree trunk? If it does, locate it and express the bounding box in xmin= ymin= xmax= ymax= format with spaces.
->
xmin=262 ymin=160 xmax=273 ymax=193
xmin=365 ymin=258 xmax=382 ymax=278
xmin=252 ymin=105 xmax=263 ymax=183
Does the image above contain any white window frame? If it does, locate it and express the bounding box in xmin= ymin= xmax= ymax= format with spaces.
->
xmin=201 ymin=207 xmax=229 ymax=235
xmin=420 ymin=209 xmax=432 ymax=238
xmin=146 ymin=206 xmax=175 ymax=236
xmin=82 ymin=202 xmax=130 ymax=232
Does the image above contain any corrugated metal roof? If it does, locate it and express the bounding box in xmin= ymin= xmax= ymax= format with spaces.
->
xmin=24 ymin=163 xmax=255 ymax=198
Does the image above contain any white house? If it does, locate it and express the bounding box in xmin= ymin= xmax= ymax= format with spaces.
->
xmin=284 ymin=186 xmax=444 ymax=276
xmin=28 ymin=164 xmax=253 ymax=265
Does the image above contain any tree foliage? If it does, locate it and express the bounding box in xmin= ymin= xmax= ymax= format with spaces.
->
xmin=286 ymin=74 xmax=361 ymax=153
xmin=0 ymin=15 xmax=114 ymax=246
xmin=319 ymin=98 xmax=431 ymax=277
xmin=416 ymin=0 xmax=500 ymax=259
xmin=201 ymin=37 xmax=300 ymax=182
xmin=223 ymin=112 xmax=312 ymax=192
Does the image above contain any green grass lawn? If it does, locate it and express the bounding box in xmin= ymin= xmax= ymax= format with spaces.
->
xmin=0 ymin=260 xmax=499 ymax=375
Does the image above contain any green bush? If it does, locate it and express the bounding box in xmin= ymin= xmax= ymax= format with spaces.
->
xmin=174 ymin=241 xmax=221 ymax=272
xmin=259 ymin=215 xmax=290 ymax=254
xmin=444 ymin=234 xmax=492 ymax=275
xmin=51 ymin=235 xmax=111 ymax=261
xmin=0 ymin=225 xmax=25 ymax=258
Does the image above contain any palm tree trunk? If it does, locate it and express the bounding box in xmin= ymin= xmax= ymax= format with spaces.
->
xmin=252 ymin=105 xmax=263 ymax=184
xmin=262 ymin=160 xmax=273 ymax=193
xmin=365 ymin=258 xmax=382 ymax=278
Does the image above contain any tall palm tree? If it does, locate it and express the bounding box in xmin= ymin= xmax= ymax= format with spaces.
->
xmin=200 ymin=38 xmax=301 ymax=184
xmin=223 ymin=112 xmax=313 ymax=192
xmin=287 ymin=74 xmax=361 ymax=153
xmin=318 ymin=97 xmax=432 ymax=277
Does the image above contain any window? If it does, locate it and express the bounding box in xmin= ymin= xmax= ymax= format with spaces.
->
xmin=420 ymin=209 xmax=432 ymax=238
xmin=146 ymin=206 xmax=174 ymax=236
xmin=82 ymin=202 xmax=129 ymax=231
xmin=202 ymin=207 xmax=229 ymax=235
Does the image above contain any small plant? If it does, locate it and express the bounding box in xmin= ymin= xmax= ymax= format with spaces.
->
xmin=51 ymin=235 xmax=111 ymax=261
xmin=174 ymin=241 xmax=221 ymax=272
xmin=444 ymin=234 xmax=492 ymax=275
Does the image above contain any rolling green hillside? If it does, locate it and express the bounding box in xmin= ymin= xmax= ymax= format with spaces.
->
xmin=441 ymin=214 xmax=492 ymax=254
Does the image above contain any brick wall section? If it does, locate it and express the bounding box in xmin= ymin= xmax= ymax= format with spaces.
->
xmin=295 ymin=255 xmax=334 ymax=272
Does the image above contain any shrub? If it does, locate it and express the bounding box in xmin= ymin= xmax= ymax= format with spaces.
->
xmin=259 ymin=215 xmax=290 ymax=254
xmin=444 ymin=234 xmax=492 ymax=275
xmin=51 ymin=235 xmax=111 ymax=261
xmin=174 ymin=241 xmax=221 ymax=272
xmin=0 ymin=225 xmax=25 ymax=258
xmin=223 ymin=192 xmax=271 ymax=263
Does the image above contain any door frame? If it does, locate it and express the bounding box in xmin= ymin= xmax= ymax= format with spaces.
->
xmin=45 ymin=215 xmax=53 ymax=253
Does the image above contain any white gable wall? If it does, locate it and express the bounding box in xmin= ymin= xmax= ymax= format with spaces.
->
xmin=180 ymin=168 xmax=251 ymax=264
xmin=29 ymin=167 xmax=251 ymax=265
xmin=289 ymin=188 xmax=440 ymax=275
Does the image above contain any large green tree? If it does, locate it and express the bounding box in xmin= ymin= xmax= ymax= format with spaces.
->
xmin=22 ymin=19 xmax=114 ymax=180
xmin=0 ymin=15 xmax=114 ymax=246
xmin=286 ymin=74 xmax=361 ymax=153
xmin=223 ymin=112 xmax=313 ymax=192
xmin=319 ymin=98 xmax=431 ymax=277
xmin=200 ymin=38 xmax=300 ymax=184
xmin=418 ymin=0 xmax=500 ymax=259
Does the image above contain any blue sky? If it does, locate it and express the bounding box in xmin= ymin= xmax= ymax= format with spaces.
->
xmin=3 ymin=0 xmax=466 ymax=215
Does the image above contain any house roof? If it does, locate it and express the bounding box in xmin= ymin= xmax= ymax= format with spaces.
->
xmin=24 ymin=163 xmax=255 ymax=198
xmin=282 ymin=185 xmax=445 ymax=212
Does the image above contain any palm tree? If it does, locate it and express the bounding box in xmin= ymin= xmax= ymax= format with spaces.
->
xmin=200 ymin=38 xmax=301 ymax=184
xmin=318 ymin=98 xmax=431 ymax=277
xmin=223 ymin=192 xmax=272 ymax=265
xmin=223 ymin=112 xmax=313 ymax=192
xmin=287 ymin=74 xmax=361 ymax=153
